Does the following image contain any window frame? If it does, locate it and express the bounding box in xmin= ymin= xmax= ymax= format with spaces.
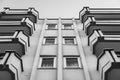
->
xmin=46 ymin=24 xmax=57 ymax=30
xmin=63 ymin=36 xmax=76 ymax=44
xmin=43 ymin=37 xmax=57 ymax=44
xmin=38 ymin=56 xmax=56 ymax=69
xmin=64 ymin=56 xmax=82 ymax=69
xmin=62 ymin=24 xmax=74 ymax=30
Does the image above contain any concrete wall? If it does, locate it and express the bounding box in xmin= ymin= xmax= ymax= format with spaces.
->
xmin=44 ymin=30 xmax=58 ymax=36
xmin=63 ymin=69 xmax=85 ymax=80
xmin=47 ymin=20 xmax=58 ymax=24
xmin=63 ymin=45 xmax=79 ymax=55
xmin=36 ymin=70 xmax=57 ymax=80
xmin=62 ymin=20 xmax=73 ymax=23
xmin=62 ymin=30 xmax=75 ymax=36
xmin=41 ymin=45 xmax=57 ymax=55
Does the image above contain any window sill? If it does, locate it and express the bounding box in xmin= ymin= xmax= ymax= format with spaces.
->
xmin=62 ymin=29 xmax=74 ymax=30
xmin=45 ymin=29 xmax=58 ymax=30
xmin=42 ymin=44 xmax=58 ymax=45
xmin=37 ymin=67 xmax=56 ymax=70
xmin=64 ymin=67 xmax=83 ymax=69
xmin=62 ymin=44 xmax=77 ymax=45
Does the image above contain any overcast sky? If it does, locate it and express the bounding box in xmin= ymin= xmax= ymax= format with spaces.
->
xmin=0 ymin=0 xmax=120 ymax=18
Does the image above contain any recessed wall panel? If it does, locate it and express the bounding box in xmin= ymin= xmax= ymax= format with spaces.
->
xmin=41 ymin=45 xmax=57 ymax=55
xmin=63 ymin=45 xmax=79 ymax=55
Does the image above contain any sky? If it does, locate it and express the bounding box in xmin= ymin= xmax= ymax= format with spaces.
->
xmin=0 ymin=0 xmax=120 ymax=18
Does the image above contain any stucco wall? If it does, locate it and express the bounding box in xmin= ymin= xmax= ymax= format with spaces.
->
xmin=62 ymin=30 xmax=75 ymax=36
xmin=63 ymin=69 xmax=85 ymax=80
xmin=44 ymin=30 xmax=58 ymax=36
xmin=63 ymin=45 xmax=79 ymax=55
xmin=41 ymin=45 xmax=57 ymax=55
xmin=36 ymin=69 xmax=57 ymax=80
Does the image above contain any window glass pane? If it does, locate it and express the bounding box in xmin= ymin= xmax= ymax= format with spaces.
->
xmin=64 ymin=24 xmax=72 ymax=29
xmin=0 ymin=54 xmax=5 ymax=59
xmin=65 ymin=38 xmax=74 ymax=44
xmin=41 ymin=58 xmax=54 ymax=67
xmin=115 ymin=51 xmax=120 ymax=57
xmin=45 ymin=37 xmax=55 ymax=44
xmin=48 ymin=24 xmax=56 ymax=29
xmin=64 ymin=25 xmax=71 ymax=29
xmin=66 ymin=58 xmax=79 ymax=67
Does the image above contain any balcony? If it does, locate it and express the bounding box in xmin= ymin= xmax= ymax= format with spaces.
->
xmin=88 ymin=29 xmax=120 ymax=57
xmin=0 ymin=51 xmax=23 ymax=80
xmin=97 ymin=49 xmax=120 ymax=80
xmin=80 ymin=7 xmax=120 ymax=23
xmin=0 ymin=7 xmax=39 ymax=23
xmin=84 ymin=16 xmax=120 ymax=35
xmin=0 ymin=31 xmax=29 ymax=57
xmin=0 ymin=17 xmax=34 ymax=36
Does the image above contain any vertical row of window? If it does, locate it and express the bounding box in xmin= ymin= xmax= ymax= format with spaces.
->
xmin=46 ymin=24 xmax=73 ymax=30
xmin=39 ymin=23 xmax=79 ymax=69
xmin=38 ymin=56 xmax=82 ymax=69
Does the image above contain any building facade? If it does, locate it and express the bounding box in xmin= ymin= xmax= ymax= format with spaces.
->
xmin=0 ymin=7 xmax=120 ymax=80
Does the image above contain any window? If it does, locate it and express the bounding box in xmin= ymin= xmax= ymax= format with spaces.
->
xmin=43 ymin=37 xmax=57 ymax=44
xmin=64 ymin=57 xmax=82 ymax=68
xmin=46 ymin=24 xmax=57 ymax=30
xmin=41 ymin=58 xmax=54 ymax=67
xmin=38 ymin=57 xmax=56 ymax=68
xmin=66 ymin=58 xmax=79 ymax=67
xmin=115 ymin=51 xmax=120 ymax=57
xmin=63 ymin=36 xmax=76 ymax=44
xmin=0 ymin=54 xmax=5 ymax=59
xmin=62 ymin=24 xmax=73 ymax=30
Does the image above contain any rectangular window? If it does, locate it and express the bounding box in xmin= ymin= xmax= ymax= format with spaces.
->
xmin=62 ymin=24 xmax=73 ymax=30
xmin=0 ymin=54 xmax=5 ymax=59
xmin=63 ymin=36 xmax=76 ymax=44
xmin=66 ymin=58 xmax=79 ymax=67
xmin=46 ymin=24 xmax=57 ymax=30
xmin=64 ymin=57 xmax=82 ymax=68
xmin=43 ymin=37 xmax=57 ymax=44
xmin=115 ymin=52 xmax=120 ymax=57
xmin=38 ymin=57 xmax=56 ymax=68
xmin=41 ymin=58 xmax=54 ymax=67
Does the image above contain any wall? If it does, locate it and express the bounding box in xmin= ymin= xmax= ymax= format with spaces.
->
xmin=36 ymin=69 xmax=57 ymax=80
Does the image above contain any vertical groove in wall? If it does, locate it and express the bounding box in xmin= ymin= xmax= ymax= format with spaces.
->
xmin=30 ymin=18 xmax=47 ymax=80
xmin=57 ymin=17 xmax=63 ymax=80
xmin=72 ymin=18 xmax=91 ymax=80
